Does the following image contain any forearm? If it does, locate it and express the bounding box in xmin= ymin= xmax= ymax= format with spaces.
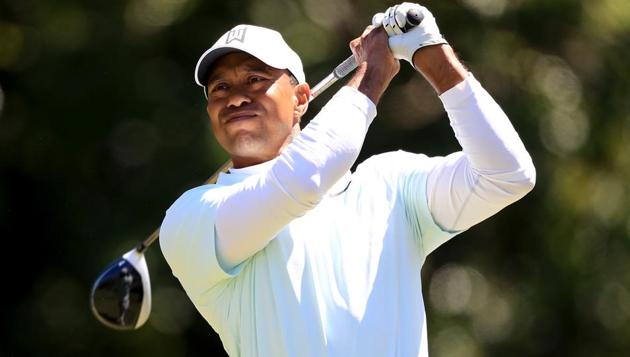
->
xmin=412 ymin=44 xmax=468 ymax=95
xmin=346 ymin=61 xmax=395 ymax=105
xmin=216 ymin=88 xmax=376 ymax=268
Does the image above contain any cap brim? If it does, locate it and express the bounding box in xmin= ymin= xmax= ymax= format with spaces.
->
xmin=194 ymin=47 xmax=244 ymax=88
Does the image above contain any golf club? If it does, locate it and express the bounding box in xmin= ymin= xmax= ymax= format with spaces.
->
xmin=90 ymin=9 xmax=423 ymax=330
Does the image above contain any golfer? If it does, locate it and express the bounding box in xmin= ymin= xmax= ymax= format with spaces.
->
xmin=160 ymin=3 xmax=535 ymax=356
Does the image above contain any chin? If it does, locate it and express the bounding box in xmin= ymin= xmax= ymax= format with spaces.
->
xmin=229 ymin=137 xmax=274 ymax=163
xmin=226 ymin=130 xmax=291 ymax=164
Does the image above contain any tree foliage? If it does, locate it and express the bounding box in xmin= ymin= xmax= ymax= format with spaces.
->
xmin=1 ymin=0 xmax=630 ymax=356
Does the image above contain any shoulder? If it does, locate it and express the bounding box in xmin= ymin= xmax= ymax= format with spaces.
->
xmin=160 ymin=183 xmax=228 ymax=255
xmin=160 ymin=184 xmax=227 ymax=244
xmin=166 ymin=184 xmax=226 ymax=214
xmin=355 ymin=150 xmax=434 ymax=177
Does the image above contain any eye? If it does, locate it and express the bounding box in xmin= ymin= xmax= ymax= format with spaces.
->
xmin=248 ymin=75 xmax=267 ymax=84
xmin=210 ymin=82 xmax=228 ymax=93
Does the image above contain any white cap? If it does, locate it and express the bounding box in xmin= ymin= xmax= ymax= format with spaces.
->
xmin=195 ymin=24 xmax=305 ymax=98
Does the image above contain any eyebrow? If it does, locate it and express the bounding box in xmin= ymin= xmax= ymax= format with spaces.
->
xmin=207 ymin=64 xmax=276 ymax=87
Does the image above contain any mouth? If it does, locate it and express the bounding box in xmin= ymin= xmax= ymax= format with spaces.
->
xmin=223 ymin=111 xmax=258 ymax=124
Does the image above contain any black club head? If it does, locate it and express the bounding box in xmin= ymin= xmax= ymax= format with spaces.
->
xmin=90 ymin=250 xmax=151 ymax=330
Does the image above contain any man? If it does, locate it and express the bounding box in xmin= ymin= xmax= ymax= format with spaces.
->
xmin=160 ymin=3 xmax=535 ymax=356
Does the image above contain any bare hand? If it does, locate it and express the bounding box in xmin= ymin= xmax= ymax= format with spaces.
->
xmin=347 ymin=26 xmax=400 ymax=104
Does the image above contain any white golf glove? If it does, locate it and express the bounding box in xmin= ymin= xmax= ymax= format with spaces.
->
xmin=372 ymin=3 xmax=447 ymax=65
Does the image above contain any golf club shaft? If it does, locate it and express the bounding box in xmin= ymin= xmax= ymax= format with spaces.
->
xmin=136 ymin=55 xmax=359 ymax=253
xmin=310 ymin=55 xmax=357 ymax=98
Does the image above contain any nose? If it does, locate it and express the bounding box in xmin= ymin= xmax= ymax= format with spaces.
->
xmin=226 ymin=87 xmax=251 ymax=108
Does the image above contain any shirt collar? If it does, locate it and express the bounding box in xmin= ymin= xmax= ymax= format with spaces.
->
xmin=216 ymin=158 xmax=352 ymax=197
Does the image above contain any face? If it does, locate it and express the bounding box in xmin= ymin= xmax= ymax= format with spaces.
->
xmin=205 ymin=52 xmax=309 ymax=168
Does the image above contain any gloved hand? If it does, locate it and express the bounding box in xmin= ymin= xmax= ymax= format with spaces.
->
xmin=372 ymin=3 xmax=447 ymax=66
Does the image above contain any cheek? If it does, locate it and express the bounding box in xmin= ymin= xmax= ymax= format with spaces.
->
xmin=206 ymin=106 xmax=223 ymax=137
xmin=265 ymin=85 xmax=296 ymax=126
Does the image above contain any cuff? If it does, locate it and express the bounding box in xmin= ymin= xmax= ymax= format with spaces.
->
xmin=438 ymin=72 xmax=483 ymax=109
xmin=335 ymin=86 xmax=378 ymax=122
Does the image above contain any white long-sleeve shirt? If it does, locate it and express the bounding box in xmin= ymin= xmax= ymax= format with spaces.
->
xmin=160 ymin=73 xmax=535 ymax=357
xmin=213 ymin=74 xmax=535 ymax=267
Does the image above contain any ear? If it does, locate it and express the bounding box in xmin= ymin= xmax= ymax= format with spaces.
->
xmin=293 ymin=83 xmax=310 ymax=120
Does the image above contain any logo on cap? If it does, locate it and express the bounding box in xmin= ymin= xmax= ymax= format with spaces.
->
xmin=225 ymin=27 xmax=247 ymax=44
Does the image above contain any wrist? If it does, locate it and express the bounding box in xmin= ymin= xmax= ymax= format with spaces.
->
xmin=347 ymin=61 xmax=397 ymax=104
xmin=412 ymin=44 xmax=467 ymax=95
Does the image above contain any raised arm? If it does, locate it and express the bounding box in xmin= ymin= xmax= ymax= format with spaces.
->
xmin=416 ymin=45 xmax=536 ymax=233
xmin=377 ymin=3 xmax=535 ymax=248
xmin=213 ymin=27 xmax=399 ymax=269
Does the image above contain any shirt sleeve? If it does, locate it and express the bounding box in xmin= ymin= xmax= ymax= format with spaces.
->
xmin=160 ymin=86 xmax=377 ymax=287
xmin=160 ymin=185 xmax=238 ymax=294
xmin=215 ymin=87 xmax=376 ymax=269
xmin=393 ymin=152 xmax=462 ymax=258
xmin=426 ymin=73 xmax=536 ymax=233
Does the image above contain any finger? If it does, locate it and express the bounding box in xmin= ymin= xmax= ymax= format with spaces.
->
xmin=349 ymin=37 xmax=363 ymax=62
xmin=394 ymin=6 xmax=408 ymax=29
xmin=382 ymin=7 xmax=397 ymax=36
xmin=386 ymin=6 xmax=403 ymax=35
xmin=349 ymin=37 xmax=360 ymax=52
xmin=372 ymin=13 xmax=385 ymax=27
xmin=361 ymin=25 xmax=375 ymax=38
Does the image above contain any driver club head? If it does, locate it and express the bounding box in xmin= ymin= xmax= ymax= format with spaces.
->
xmin=90 ymin=249 xmax=152 ymax=330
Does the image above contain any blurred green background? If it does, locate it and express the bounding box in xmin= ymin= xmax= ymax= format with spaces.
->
xmin=1 ymin=0 xmax=630 ymax=356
